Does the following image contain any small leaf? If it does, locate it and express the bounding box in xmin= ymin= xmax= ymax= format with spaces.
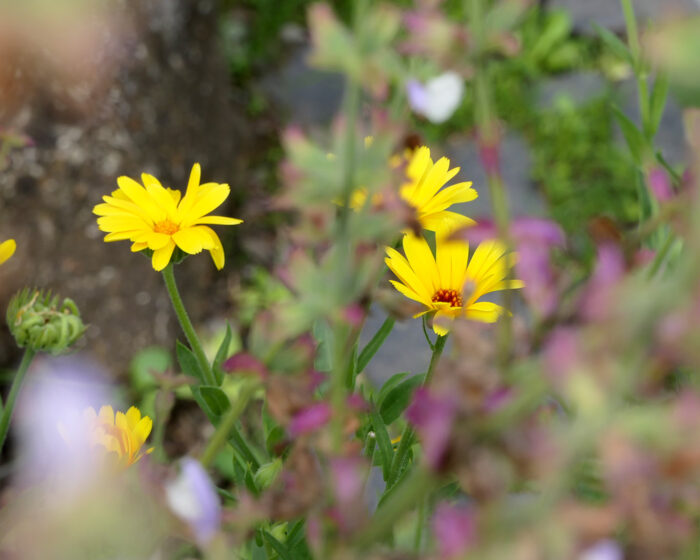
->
xmin=370 ymin=404 xmax=394 ymax=482
xmin=212 ymin=323 xmax=233 ymax=386
xmin=357 ymin=316 xmax=395 ymax=373
xmin=263 ymin=532 xmax=293 ymax=560
xmin=379 ymin=374 xmax=425 ymax=425
xmin=312 ymin=319 xmax=333 ymax=372
xmin=593 ymin=23 xmax=632 ymax=64
xmin=376 ymin=371 xmax=409 ymax=404
xmin=648 ymin=72 xmax=669 ymax=138
xmin=612 ymin=106 xmax=646 ymax=164
xmin=199 ymin=386 xmax=231 ymax=417
xmin=176 ymin=340 xmax=205 ymax=384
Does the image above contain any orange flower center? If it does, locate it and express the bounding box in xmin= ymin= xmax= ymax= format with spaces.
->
xmin=154 ymin=219 xmax=179 ymax=235
xmin=432 ymin=288 xmax=463 ymax=308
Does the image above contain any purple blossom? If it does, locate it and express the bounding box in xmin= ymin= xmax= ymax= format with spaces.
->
xmin=646 ymin=166 xmax=673 ymax=202
xmin=288 ymin=402 xmax=332 ymax=436
xmin=581 ymin=243 xmax=625 ymax=321
xmin=223 ymin=352 xmax=267 ymax=378
xmin=406 ymin=388 xmax=456 ymax=470
xmin=330 ymin=457 xmax=365 ymax=504
xmin=165 ymin=458 xmax=221 ymax=546
xmin=579 ymin=540 xmax=623 ymax=560
xmin=431 ymin=503 xmax=476 ymax=558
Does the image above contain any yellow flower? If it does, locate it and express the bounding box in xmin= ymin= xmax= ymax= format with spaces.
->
xmin=0 ymin=239 xmax=16 ymax=266
xmin=400 ymin=146 xmax=477 ymax=236
xmin=85 ymin=405 xmax=153 ymax=467
xmin=93 ymin=163 xmax=243 ymax=271
xmin=386 ymin=234 xmax=523 ymax=335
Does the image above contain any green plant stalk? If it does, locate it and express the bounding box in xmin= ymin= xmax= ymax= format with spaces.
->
xmin=620 ymin=0 xmax=650 ymax=135
xmin=161 ymin=263 xmax=216 ymax=387
xmin=200 ymin=381 xmax=259 ymax=468
xmin=386 ymin=334 xmax=447 ymax=486
xmin=0 ymin=348 xmax=36 ymax=453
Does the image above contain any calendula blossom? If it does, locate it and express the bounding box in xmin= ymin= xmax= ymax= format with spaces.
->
xmin=93 ymin=163 xmax=242 ymax=271
xmin=386 ymin=234 xmax=523 ymax=335
xmin=0 ymin=239 xmax=16 ymax=266
xmin=85 ymin=405 xmax=153 ymax=467
xmin=401 ymin=146 xmax=477 ymax=236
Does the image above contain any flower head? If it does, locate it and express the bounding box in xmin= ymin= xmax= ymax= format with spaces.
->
xmin=406 ymin=72 xmax=464 ymax=124
xmin=83 ymin=405 xmax=153 ymax=467
xmin=93 ymin=163 xmax=243 ymax=271
xmin=400 ymin=147 xmax=477 ymax=237
xmin=0 ymin=238 xmax=16 ymax=266
xmin=386 ymin=234 xmax=523 ymax=335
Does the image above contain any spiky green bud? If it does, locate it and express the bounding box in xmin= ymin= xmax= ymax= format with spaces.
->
xmin=6 ymin=288 xmax=85 ymax=354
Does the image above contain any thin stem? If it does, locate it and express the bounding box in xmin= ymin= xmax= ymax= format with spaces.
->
xmin=0 ymin=348 xmax=36 ymax=454
xmin=200 ymin=381 xmax=258 ymax=468
xmin=386 ymin=335 xmax=447 ymax=486
xmin=161 ymin=263 xmax=216 ymax=386
xmin=647 ymin=232 xmax=675 ymax=279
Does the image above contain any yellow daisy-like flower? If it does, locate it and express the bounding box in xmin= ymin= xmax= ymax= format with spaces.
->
xmin=93 ymin=163 xmax=243 ymax=272
xmin=85 ymin=405 xmax=153 ymax=467
xmin=386 ymin=234 xmax=523 ymax=335
xmin=400 ymin=146 xmax=477 ymax=236
xmin=0 ymin=239 xmax=16 ymax=266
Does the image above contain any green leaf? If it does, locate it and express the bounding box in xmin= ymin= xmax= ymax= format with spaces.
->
xmin=370 ymin=404 xmax=394 ymax=482
xmin=244 ymin=466 xmax=259 ymax=496
xmin=129 ymin=346 xmax=170 ymax=392
xmin=593 ymin=23 xmax=632 ymax=64
xmin=176 ymin=340 xmax=205 ymax=384
xmin=357 ymin=317 xmax=395 ymax=374
xmin=199 ymin=386 xmax=231 ymax=417
xmin=212 ymin=323 xmax=233 ymax=386
xmin=648 ymin=72 xmax=670 ymax=138
xmin=344 ymin=342 xmax=359 ymax=390
xmin=530 ymin=10 xmax=571 ymax=62
xmin=376 ymin=372 xmax=409 ymax=404
xmin=312 ymin=320 xmax=333 ymax=372
xmin=379 ymin=374 xmax=424 ymax=425
xmin=612 ymin=106 xmax=646 ymax=164
xmin=263 ymin=531 xmax=293 ymax=560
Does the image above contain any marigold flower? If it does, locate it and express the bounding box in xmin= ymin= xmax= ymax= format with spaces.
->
xmin=0 ymin=238 xmax=16 ymax=266
xmin=84 ymin=405 xmax=153 ymax=467
xmin=386 ymin=234 xmax=523 ymax=335
xmin=93 ymin=163 xmax=242 ymax=271
xmin=400 ymin=146 xmax=477 ymax=237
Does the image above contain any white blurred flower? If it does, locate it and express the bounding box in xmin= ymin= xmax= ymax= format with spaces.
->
xmin=166 ymin=457 xmax=221 ymax=545
xmin=579 ymin=540 xmax=623 ymax=560
xmin=406 ymin=71 xmax=464 ymax=124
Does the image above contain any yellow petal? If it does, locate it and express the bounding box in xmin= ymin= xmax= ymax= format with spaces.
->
xmin=402 ymin=234 xmax=439 ymax=294
xmin=173 ymin=226 xmax=215 ymax=254
xmin=385 ymin=246 xmax=432 ymax=302
xmin=193 ymin=215 xmax=244 ymax=226
xmin=419 ymin=182 xmax=477 ymax=215
xmin=0 ymin=239 xmax=16 ymax=265
xmin=152 ymin=240 xmax=176 ymax=271
xmin=187 ymin=183 xmax=231 ymax=221
xmin=420 ymin=211 xmax=475 ymax=237
xmin=125 ymin=406 xmax=142 ymax=430
xmin=389 ymin=279 xmax=431 ymax=306
xmin=464 ymin=301 xmax=504 ymax=323
xmin=98 ymin=405 xmax=115 ymax=426
xmin=116 ymin=176 xmax=165 ymax=220
xmin=435 ymin=238 xmax=469 ymax=292
xmin=199 ymin=225 xmax=225 ymax=269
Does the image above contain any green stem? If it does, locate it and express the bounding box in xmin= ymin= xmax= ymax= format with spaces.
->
xmin=647 ymin=231 xmax=675 ymax=279
xmin=386 ymin=335 xmax=447 ymax=486
xmin=161 ymin=263 xmax=216 ymax=387
xmin=0 ymin=348 xmax=37 ymax=454
xmin=200 ymin=381 xmax=258 ymax=468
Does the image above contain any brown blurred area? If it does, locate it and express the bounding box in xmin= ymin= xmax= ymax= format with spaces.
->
xmin=0 ymin=0 xmax=270 ymax=376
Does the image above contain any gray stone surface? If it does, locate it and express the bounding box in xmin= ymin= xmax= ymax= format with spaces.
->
xmin=549 ymin=0 xmax=698 ymax=33
xmin=260 ymin=46 xmax=344 ymax=127
xmin=536 ymin=71 xmax=607 ymax=110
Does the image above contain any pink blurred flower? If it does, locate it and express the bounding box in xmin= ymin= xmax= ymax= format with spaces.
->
xmin=330 ymin=456 xmax=366 ymax=504
xmin=406 ymin=388 xmax=457 ymax=470
xmin=166 ymin=458 xmax=221 ymax=546
xmin=646 ymin=166 xmax=673 ymax=202
xmin=223 ymin=352 xmax=268 ymax=378
xmin=431 ymin=503 xmax=476 ymax=558
xmin=580 ymin=243 xmax=625 ymax=321
xmin=288 ymin=402 xmax=332 ymax=436
xmin=543 ymin=327 xmax=583 ymax=383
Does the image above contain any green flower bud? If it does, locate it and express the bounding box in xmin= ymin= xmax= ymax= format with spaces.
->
xmin=7 ymin=288 xmax=85 ymax=354
xmin=254 ymin=458 xmax=283 ymax=491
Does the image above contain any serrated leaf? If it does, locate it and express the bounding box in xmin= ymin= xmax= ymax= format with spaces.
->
xmin=379 ymin=374 xmax=424 ymax=425
xmin=593 ymin=23 xmax=632 ymax=64
xmin=613 ymin=106 xmax=646 ymax=164
xmin=648 ymin=72 xmax=669 ymax=138
xmin=212 ymin=323 xmax=233 ymax=386
xmin=199 ymin=386 xmax=230 ymax=417
xmin=357 ymin=316 xmax=395 ymax=374
xmin=176 ymin=341 xmax=205 ymax=384
xmin=370 ymin=404 xmax=394 ymax=482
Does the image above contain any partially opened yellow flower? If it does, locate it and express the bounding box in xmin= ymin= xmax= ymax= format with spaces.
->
xmin=85 ymin=405 xmax=153 ymax=467
xmin=400 ymin=146 xmax=477 ymax=237
xmin=93 ymin=163 xmax=242 ymax=271
xmin=0 ymin=239 xmax=16 ymax=266
xmin=386 ymin=234 xmax=523 ymax=335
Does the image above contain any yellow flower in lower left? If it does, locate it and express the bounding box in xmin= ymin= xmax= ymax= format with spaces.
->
xmin=0 ymin=239 xmax=16 ymax=266
xmin=85 ymin=405 xmax=153 ymax=467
